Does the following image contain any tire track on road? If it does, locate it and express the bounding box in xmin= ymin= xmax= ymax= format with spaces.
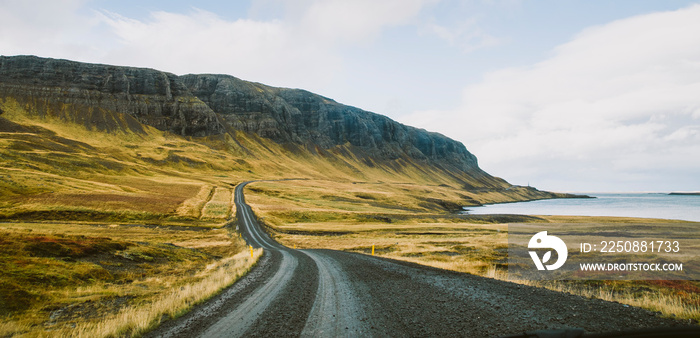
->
xmin=233 ymin=181 xmax=370 ymax=336
xmin=198 ymin=182 xmax=313 ymax=336
xmin=150 ymin=181 xmax=698 ymax=337
xmin=199 ymin=249 xmax=299 ymax=336
xmin=301 ymin=249 xmax=371 ymax=337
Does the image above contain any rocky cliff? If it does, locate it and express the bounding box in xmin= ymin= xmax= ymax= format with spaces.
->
xmin=0 ymin=55 xmax=504 ymax=187
xmin=180 ymin=74 xmax=482 ymax=172
xmin=0 ymin=55 xmax=224 ymax=136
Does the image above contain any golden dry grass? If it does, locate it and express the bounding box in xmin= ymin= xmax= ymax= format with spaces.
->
xmin=0 ymin=222 xmax=261 ymax=337
xmin=518 ymin=279 xmax=700 ymax=322
xmin=4 ymin=85 xmax=697 ymax=333
xmin=245 ymin=179 xmax=483 ymax=222
xmin=243 ymin=181 xmax=700 ymax=323
xmin=176 ymin=184 xmax=215 ymax=219
xmin=51 ymin=248 xmax=262 ymax=338
xmin=271 ymin=221 xmax=509 ymax=276
xmin=271 ymin=220 xmax=700 ymax=322
xmin=0 ymin=95 xmax=549 ymax=227
xmin=201 ymin=187 xmax=233 ymax=220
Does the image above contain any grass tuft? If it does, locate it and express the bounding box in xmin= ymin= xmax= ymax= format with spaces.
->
xmin=51 ymin=248 xmax=262 ymax=338
xmin=0 ymin=222 xmax=260 ymax=337
xmin=244 ymin=180 xmax=700 ymax=323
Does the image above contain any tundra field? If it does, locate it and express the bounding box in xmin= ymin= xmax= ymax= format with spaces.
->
xmin=1 ymin=94 xmax=698 ymax=335
xmin=243 ymin=179 xmax=700 ymax=324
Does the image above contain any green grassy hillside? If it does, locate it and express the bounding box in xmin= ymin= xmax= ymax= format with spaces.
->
xmin=0 ymin=96 xmax=560 ymax=225
xmin=0 ymin=92 xmax=570 ymax=335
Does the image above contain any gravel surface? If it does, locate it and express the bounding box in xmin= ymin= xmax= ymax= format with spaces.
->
xmin=147 ymin=181 xmax=697 ymax=338
xmin=323 ymin=250 xmax=692 ymax=336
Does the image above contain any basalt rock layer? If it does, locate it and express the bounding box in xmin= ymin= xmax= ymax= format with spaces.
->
xmin=0 ymin=55 xmax=224 ymax=136
xmin=0 ymin=55 xmax=505 ymax=187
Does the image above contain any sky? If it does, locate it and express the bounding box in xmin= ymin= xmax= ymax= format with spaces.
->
xmin=1 ymin=0 xmax=699 ymax=192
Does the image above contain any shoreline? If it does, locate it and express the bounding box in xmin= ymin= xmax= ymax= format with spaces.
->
xmin=462 ymin=193 xmax=700 ymax=223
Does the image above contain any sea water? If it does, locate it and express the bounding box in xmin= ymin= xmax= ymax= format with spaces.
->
xmin=464 ymin=193 xmax=700 ymax=222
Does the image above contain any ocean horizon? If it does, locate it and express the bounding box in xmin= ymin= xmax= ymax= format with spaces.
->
xmin=464 ymin=193 xmax=700 ymax=222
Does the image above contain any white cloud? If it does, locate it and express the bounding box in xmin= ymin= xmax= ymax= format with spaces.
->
xmin=95 ymin=8 xmax=345 ymax=88
xmin=300 ymin=0 xmax=429 ymax=43
xmin=422 ymin=17 xmax=502 ymax=53
xmin=0 ymin=0 xmax=103 ymax=60
xmin=5 ymin=1 xmax=697 ymax=192
xmin=402 ymin=4 xmax=700 ymax=191
xmin=92 ymin=0 xmax=431 ymax=87
xmin=0 ymin=0 xmax=432 ymax=90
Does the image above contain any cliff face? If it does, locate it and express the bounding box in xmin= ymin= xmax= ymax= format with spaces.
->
xmin=0 ymin=55 xmax=504 ymax=187
xmin=0 ymin=55 xmax=224 ymax=136
xmin=180 ymin=74 xmax=480 ymax=171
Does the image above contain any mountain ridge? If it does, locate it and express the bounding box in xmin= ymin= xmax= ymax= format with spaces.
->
xmin=0 ymin=54 xmax=581 ymax=221
xmin=0 ymin=55 xmax=501 ymax=187
xmin=0 ymin=55 xmax=225 ymax=137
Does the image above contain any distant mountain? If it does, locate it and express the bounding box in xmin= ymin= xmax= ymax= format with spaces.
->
xmin=0 ymin=55 xmax=572 ymax=204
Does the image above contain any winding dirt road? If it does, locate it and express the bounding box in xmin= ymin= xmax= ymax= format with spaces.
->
xmin=147 ymin=182 xmax=696 ymax=337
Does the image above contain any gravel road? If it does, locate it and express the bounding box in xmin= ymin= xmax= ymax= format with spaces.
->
xmin=147 ymin=182 xmax=697 ymax=337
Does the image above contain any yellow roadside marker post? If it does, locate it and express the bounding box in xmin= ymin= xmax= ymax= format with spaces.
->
xmin=250 ymin=245 xmax=253 ymax=258
xmin=372 ymin=244 xmax=375 ymax=256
